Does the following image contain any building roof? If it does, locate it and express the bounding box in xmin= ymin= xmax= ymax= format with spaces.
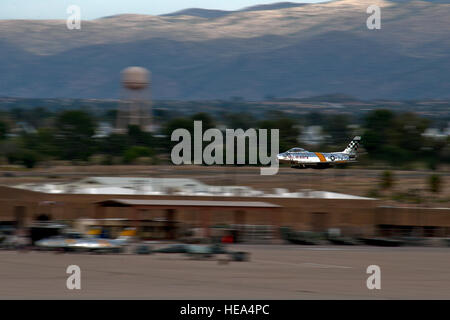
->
xmin=263 ymin=189 xmax=375 ymax=200
xmin=79 ymin=177 xmax=207 ymax=188
xmin=379 ymin=206 xmax=450 ymax=210
xmin=12 ymin=177 xmax=375 ymax=200
xmin=96 ymin=199 xmax=281 ymax=209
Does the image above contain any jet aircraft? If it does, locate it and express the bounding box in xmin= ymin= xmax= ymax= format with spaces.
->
xmin=277 ymin=136 xmax=361 ymax=169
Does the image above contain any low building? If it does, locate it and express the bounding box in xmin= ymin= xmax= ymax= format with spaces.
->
xmin=1 ymin=177 xmax=449 ymax=240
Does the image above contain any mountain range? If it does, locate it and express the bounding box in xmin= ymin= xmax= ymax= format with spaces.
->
xmin=0 ymin=0 xmax=449 ymax=100
xmin=162 ymin=2 xmax=310 ymax=18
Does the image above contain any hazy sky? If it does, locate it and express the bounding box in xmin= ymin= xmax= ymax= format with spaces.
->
xmin=0 ymin=0 xmax=326 ymax=20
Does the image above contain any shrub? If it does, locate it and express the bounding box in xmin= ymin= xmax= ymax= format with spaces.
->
xmin=123 ymin=146 xmax=154 ymax=164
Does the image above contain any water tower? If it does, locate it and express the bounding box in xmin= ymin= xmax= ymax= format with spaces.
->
xmin=116 ymin=66 xmax=152 ymax=133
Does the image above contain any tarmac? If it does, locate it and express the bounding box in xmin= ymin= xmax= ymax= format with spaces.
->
xmin=0 ymin=245 xmax=449 ymax=299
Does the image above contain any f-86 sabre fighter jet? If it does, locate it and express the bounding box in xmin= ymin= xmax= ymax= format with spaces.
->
xmin=277 ymin=136 xmax=361 ymax=169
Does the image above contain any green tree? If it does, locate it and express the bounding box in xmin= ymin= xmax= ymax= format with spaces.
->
xmin=127 ymin=125 xmax=153 ymax=147
xmin=98 ymin=134 xmax=129 ymax=157
xmin=21 ymin=150 xmax=40 ymax=168
xmin=258 ymin=116 xmax=300 ymax=152
xmin=363 ymin=110 xmax=430 ymax=166
xmin=163 ymin=117 xmax=194 ymax=136
xmin=6 ymin=148 xmax=40 ymax=168
xmin=380 ymin=170 xmax=394 ymax=190
xmin=428 ymin=174 xmax=442 ymax=194
xmin=20 ymin=128 xmax=58 ymax=158
xmin=191 ymin=113 xmax=216 ymax=131
xmin=123 ymin=146 xmax=155 ymax=164
xmin=363 ymin=109 xmax=396 ymax=156
xmin=54 ymin=110 xmax=96 ymax=161
xmin=323 ymin=114 xmax=352 ymax=146
xmin=391 ymin=112 xmax=429 ymax=153
xmin=0 ymin=120 xmax=9 ymax=140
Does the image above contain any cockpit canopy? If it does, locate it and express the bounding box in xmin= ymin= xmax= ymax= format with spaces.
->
xmin=286 ymin=147 xmax=308 ymax=153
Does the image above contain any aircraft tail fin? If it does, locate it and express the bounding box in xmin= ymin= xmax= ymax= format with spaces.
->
xmin=343 ymin=136 xmax=361 ymax=154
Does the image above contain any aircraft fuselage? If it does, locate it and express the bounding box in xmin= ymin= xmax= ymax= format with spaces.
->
xmin=278 ymin=151 xmax=355 ymax=166
xmin=277 ymin=136 xmax=361 ymax=169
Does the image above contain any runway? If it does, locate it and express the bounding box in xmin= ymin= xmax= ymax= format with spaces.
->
xmin=0 ymin=245 xmax=449 ymax=299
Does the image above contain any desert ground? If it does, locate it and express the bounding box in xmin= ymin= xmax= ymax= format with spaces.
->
xmin=0 ymin=244 xmax=449 ymax=299
xmin=0 ymin=165 xmax=449 ymax=203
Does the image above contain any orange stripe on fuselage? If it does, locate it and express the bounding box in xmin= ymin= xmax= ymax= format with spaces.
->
xmin=314 ymin=152 xmax=327 ymax=162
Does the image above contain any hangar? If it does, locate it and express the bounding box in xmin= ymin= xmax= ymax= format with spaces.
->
xmin=0 ymin=178 xmax=449 ymax=240
xmin=93 ymin=199 xmax=281 ymax=240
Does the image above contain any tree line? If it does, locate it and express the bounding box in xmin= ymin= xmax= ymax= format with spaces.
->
xmin=0 ymin=107 xmax=448 ymax=169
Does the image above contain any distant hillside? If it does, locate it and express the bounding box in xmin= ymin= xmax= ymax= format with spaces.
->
xmin=162 ymin=8 xmax=231 ymax=18
xmin=163 ymin=2 xmax=309 ymax=18
xmin=0 ymin=0 xmax=449 ymax=100
xmin=240 ymin=2 xmax=310 ymax=11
